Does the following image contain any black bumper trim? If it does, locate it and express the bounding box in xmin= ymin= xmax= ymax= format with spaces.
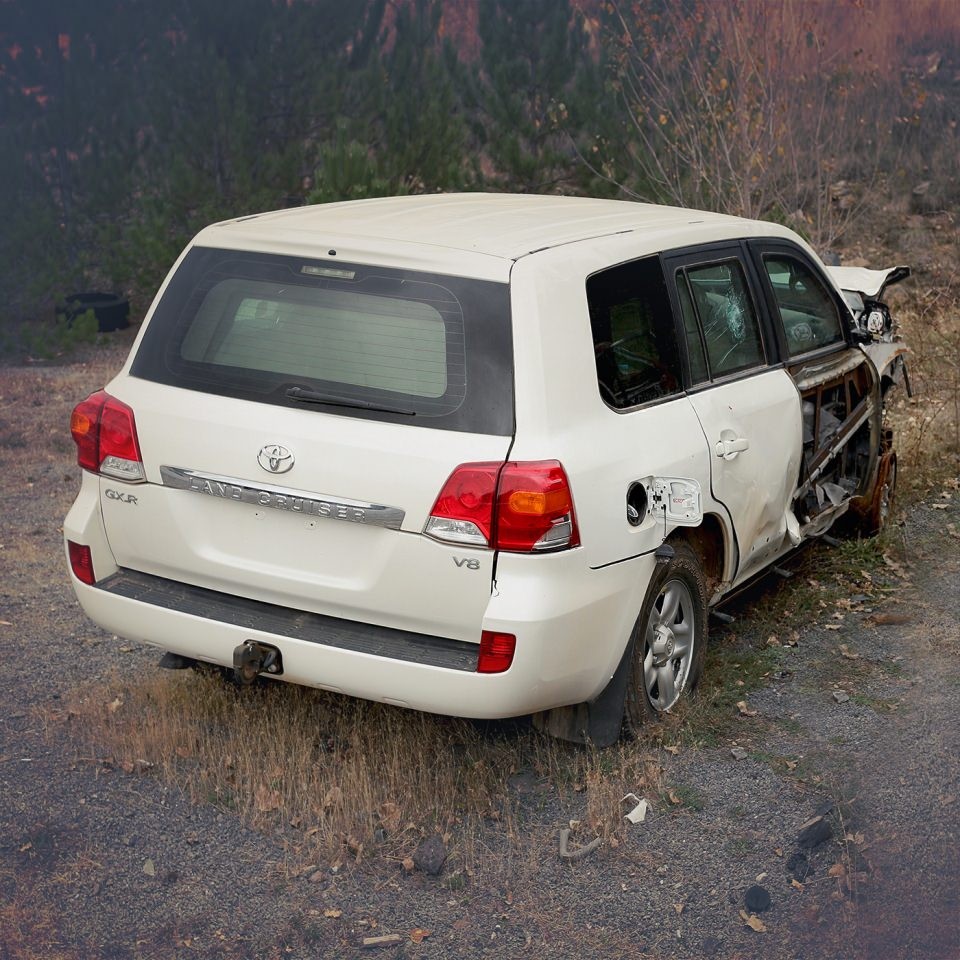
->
xmin=97 ymin=569 xmax=480 ymax=672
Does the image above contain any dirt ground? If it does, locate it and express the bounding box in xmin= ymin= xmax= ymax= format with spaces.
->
xmin=0 ymin=323 xmax=958 ymax=959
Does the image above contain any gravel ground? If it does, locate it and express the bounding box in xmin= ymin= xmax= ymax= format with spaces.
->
xmin=1 ymin=344 xmax=958 ymax=960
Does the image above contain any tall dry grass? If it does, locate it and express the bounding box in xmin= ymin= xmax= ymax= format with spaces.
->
xmin=51 ymin=669 xmax=663 ymax=875
xmin=891 ymin=282 xmax=960 ymax=488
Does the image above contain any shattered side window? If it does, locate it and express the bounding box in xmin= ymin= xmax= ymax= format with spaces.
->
xmin=763 ymin=255 xmax=846 ymax=356
xmin=685 ymin=260 xmax=765 ymax=376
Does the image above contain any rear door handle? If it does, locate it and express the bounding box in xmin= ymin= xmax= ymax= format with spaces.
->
xmin=714 ymin=436 xmax=750 ymax=460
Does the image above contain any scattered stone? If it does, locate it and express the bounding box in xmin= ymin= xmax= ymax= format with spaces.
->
xmin=744 ymin=884 xmax=772 ymax=913
xmin=730 ymin=747 xmax=749 ymax=761
xmin=786 ymin=851 xmax=812 ymax=881
xmin=412 ymin=834 xmax=447 ymax=876
xmin=833 ymin=691 xmax=851 ymax=704
xmin=797 ymin=815 xmax=833 ymax=849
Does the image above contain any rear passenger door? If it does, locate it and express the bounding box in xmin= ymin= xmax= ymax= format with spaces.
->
xmin=663 ymin=245 xmax=803 ymax=583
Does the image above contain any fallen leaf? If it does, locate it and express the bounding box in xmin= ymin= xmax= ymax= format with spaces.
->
xmin=939 ymin=795 xmax=956 ymax=807
xmin=108 ymin=696 xmax=123 ymax=713
xmin=609 ymin=836 xmax=620 ymax=849
xmin=667 ymin=789 xmax=682 ymax=805
xmin=825 ymin=624 xmax=841 ymax=631
xmin=828 ymin=863 xmax=846 ymax=878
xmin=175 ymin=746 xmax=191 ymax=759
xmin=673 ymin=902 xmax=685 ymax=915
xmin=785 ymin=759 xmax=798 ymax=770
xmin=401 ymin=857 xmax=415 ymax=872
xmin=143 ymin=858 xmax=156 ymax=876
xmin=663 ymin=744 xmax=680 ymax=755
xmin=739 ymin=910 xmax=767 ymax=932
xmin=324 ymin=909 xmax=342 ymax=919
xmin=409 ymin=929 xmax=431 ymax=944
xmin=839 ymin=644 xmax=860 ymax=660
xmin=791 ymin=879 xmax=805 ymax=890
xmin=19 ymin=842 xmax=31 ymax=852
xmin=0 ymin=620 xmax=12 ymax=626
xmin=323 ymin=785 xmax=342 ymax=809
xmin=736 ymin=700 xmax=758 ymax=717
xmin=869 ymin=612 xmax=911 ymax=626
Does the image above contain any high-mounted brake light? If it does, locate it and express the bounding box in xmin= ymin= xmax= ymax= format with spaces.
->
xmin=425 ymin=460 xmax=579 ymax=553
xmin=70 ymin=390 xmax=144 ymax=482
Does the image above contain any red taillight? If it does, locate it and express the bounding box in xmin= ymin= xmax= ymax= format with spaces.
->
xmin=424 ymin=462 xmax=501 ymax=547
xmin=68 ymin=541 xmax=96 ymax=585
xmin=477 ymin=631 xmax=516 ymax=673
xmin=70 ymin=390 xmax=144 ymax=482
xmin=495 ymin=461 xmax=580 ymax=552
xmin=425 ymin=460 xmax=579 ymax=553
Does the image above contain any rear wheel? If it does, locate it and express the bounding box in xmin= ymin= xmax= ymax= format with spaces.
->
xmin=624 ymin=543 xmax=708 ymax=732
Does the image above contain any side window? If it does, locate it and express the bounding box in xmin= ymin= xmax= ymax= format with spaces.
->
xmin=763 ymin=255 xmax=845 ymax=356
xmin=685 ymin=260 xmax=765 ymax=376
xmin=587 ymin=255 xmax=681 ymax=409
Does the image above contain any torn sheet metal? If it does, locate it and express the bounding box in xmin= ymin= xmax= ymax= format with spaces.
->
xmin=826 ymin=264 xmax=910 ymax=301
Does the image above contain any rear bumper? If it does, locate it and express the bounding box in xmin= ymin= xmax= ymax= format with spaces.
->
xmin=67 ymin=549 xmax=656 ymax=720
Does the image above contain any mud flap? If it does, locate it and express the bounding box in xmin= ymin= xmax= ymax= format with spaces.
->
xmin=531 ymin=635 xmax=635 ymax=747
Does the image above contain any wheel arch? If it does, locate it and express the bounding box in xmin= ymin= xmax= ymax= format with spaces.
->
xmin=668 ymin=511 xmax=731 ymax=601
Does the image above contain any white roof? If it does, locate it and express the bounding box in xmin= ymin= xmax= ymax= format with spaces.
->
xmin=195 ymin=193 xmax=794 ymax=282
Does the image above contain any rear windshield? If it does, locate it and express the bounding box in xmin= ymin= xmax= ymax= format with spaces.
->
xmin=131 ymin=246 xmax=515 ymax=435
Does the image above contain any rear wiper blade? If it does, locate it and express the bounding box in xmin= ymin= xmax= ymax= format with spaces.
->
xmin=285 ymin=385 xmax=416 ymax=416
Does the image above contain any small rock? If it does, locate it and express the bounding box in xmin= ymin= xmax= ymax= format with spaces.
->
xmin=797 ymin=815 xmax=833 ymax=849
xmin=412 ymin=834 xmax=447 ymax=876
xmin=730 ymin=747 xmax=749 ymax=761
xmin=744 ymin=884 xmax=771 ymax=913
xmin=833 ymin=691 xmax=851 ymax=704
xmin=786 ymin=851 xmax=812 ymax=880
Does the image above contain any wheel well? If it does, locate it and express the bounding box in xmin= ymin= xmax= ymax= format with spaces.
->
xmin=669 ymin=514 xmax=726 ymax=596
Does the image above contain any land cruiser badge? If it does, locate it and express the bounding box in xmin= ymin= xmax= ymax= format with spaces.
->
xmin=258 ymin=444 xmax=294 ymax=474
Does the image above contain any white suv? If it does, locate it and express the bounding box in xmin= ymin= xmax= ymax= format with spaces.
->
xmin=64 ymin=194 xmax=908 ymax=745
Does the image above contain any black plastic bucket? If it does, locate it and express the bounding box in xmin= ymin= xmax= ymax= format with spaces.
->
xmin=57 ymin=292 xmax=130 ymax=332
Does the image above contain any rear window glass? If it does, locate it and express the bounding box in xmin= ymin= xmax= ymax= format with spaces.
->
xmin=132 ymin=247 xmax=514 ymax=435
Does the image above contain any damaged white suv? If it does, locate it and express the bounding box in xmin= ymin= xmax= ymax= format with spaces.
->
xmin=64 ymin=194 xmax=908 ymax=745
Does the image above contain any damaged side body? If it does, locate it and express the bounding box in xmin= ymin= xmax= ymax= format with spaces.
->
xmin=793 ymin=265 xmax=910 ymax=537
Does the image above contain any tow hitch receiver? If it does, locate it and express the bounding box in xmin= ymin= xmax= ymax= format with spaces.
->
xmin=233 ymin=640 xmax=283 ymax=685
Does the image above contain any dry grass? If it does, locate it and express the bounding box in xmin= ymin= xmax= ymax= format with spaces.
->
xmin=50 ymin=669 xmax=663 ymax=875
xmin=892 ymin=283 xmax=960 ymax=491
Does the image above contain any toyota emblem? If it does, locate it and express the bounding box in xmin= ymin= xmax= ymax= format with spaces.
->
xmin=257 ymin=443 xmax=295 ymax=474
